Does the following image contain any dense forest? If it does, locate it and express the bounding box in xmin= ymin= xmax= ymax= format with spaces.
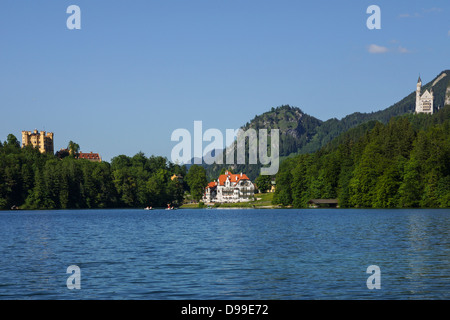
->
xmin=2 ymin=71 xmax=449 ymax=210
xmin=205 ymin=71 xmax=450 ymax=181
xmin=272 ymin=105 xmax=450 ymax=208
xmin=0 ymin=135 xmax=202 ymax=210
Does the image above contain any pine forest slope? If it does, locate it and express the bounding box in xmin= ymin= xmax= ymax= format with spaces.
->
xmin=204 ymin=70 xmax=450 ymax=181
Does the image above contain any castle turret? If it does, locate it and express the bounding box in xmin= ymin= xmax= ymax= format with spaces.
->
xmin=21 ymin=129 xmax=54 ymax=153
xmin=415 ymin=76 xmax=422 ymax=113
xmin=415 ymin=75 xmax=433 ymax=114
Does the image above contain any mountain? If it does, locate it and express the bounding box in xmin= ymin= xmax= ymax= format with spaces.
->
xmin=296 ymin=69 xmax=450 ymax=155
xmin=202 ymin=105 xmax=323 ymax=180
xmin=272 ymin=104 xmax=450 ymax=208
xmin=203 ymin=70 xmax=450 ymax=181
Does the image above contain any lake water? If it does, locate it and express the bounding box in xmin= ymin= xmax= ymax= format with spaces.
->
xmin=0 ymin=208 xmax=448 ymax=300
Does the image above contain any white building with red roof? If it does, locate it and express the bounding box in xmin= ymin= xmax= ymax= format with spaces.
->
xmin=204 ymin=170 xmax=255 ymax=203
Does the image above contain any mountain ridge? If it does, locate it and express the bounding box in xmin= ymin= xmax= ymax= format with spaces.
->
xmin=203 ymin=70 xmax=450 ymax=180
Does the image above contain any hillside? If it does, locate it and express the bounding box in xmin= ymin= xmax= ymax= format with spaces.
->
xmin=204 ymin=70 xmax=450 ymax=181
xmin=204 ymin=105 xmax=323 ymax=180
xmin=300 ymin=70 xmax=450 ymax=154
xmin=272 ymin=104 xmax=450 ymax=208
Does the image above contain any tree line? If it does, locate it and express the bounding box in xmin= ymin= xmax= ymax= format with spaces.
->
xmin=271 ymin=106 xmax=450 ymax=208
xmin=0 ymin=136 xmax=208 ymax=210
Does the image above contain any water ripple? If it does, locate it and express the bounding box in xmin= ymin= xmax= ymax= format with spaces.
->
xmin=0 ymin=208 xmax=449 ymax=299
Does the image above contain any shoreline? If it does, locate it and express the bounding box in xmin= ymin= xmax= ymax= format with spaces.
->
xmin=3 ymin=205 xmax=450 ymax=211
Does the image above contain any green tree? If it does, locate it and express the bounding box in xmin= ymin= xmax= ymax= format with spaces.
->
xmin=6 ymin=134 xmax=20 ymax=149
xmin=398 ymin=157 xmax=422 ymax=207
xmin=255 ymin=174 xmax=272 ymax=193
xmin=68 ymin=141 xmax=80 ymax=156
xmin=186 ymin=165 xmax=207 ymax=202
xmin=272 ymin=158 xmax=295 ymax=206
xmin=374 ymin=156 xmax=406 ymax=208
xmin=291 ymin=155 xmax=310 ymax=207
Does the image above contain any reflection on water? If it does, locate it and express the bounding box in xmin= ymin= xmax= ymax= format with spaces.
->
xmin=0 ymin=208 xmax=448 ymax=299
xmin=402 ymin=212 xmax=450 ymax=298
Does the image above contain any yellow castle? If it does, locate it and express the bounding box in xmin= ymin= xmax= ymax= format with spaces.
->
xmin=21 ymin=130 xmax=54 ymax=154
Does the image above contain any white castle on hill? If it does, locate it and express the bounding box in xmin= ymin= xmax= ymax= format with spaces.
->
xmin=415 ymin=76 xmax=434 ymax=114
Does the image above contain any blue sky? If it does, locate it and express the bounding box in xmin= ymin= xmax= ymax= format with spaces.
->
xmin=0 ymin=0 xmax=449 ymax=162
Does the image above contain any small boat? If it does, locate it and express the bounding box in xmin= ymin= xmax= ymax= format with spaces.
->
xmin=144 ymin=206 xmax=153 ymax=210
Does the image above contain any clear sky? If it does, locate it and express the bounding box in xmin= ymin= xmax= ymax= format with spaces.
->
xmin=0 ymin=0 xmax=449 ymax=162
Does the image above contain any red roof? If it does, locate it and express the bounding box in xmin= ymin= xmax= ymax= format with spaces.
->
xmin=207 ymin=181 xmax=217 ymax=189
xmin=205 ymin=171 xmax=250 ymax=189
xmin=206 ymin=171 xmax=250 ymax=188
xmin=217 ymin=171 xmax=249 ymax=186
xmin=78 ymin=152 xmax=101 ymax=160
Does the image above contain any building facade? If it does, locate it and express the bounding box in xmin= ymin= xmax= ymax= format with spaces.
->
xmin=204 ymin=171 xmax=255 ymax=203
xmin=21 ymin=130 xmax=54 ymax=154
xmin=415 ymin=76 xmax=434 ymax=114
xmin=77 ymin=152 xmax=102 ymax=162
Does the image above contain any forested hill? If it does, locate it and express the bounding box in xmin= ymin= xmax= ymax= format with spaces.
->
xmin=272 ymin=104 xmax=450 ymax=208
xmin=0 ymin=145 xmax=187 ymax=210
xmin=204 ymin=105 xmax=323 ymax=180
xmin=205 ymin=70 xmax=450 ymax=181
xmin=300 ymin=70 xmax=450 ymax=154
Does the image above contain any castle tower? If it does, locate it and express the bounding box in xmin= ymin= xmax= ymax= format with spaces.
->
xmin=21 ymin=130 xmax=54 ymax=154
xmin=415 ymin=76 xmax=422 ymax=113
xmin=415 ymin=75 xmax=433 ymax=114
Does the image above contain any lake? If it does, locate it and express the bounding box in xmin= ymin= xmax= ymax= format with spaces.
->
xmin=0 ymin=208 xmax=448 ymax=300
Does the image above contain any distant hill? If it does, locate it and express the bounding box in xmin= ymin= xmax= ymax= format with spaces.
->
xmin=272 ymin=104 xmax=450 ymax=208
xmin=203 ymin=70 xmax=450 ymax=181
xmin=296 ymin=69 xmax=449 ymax=155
